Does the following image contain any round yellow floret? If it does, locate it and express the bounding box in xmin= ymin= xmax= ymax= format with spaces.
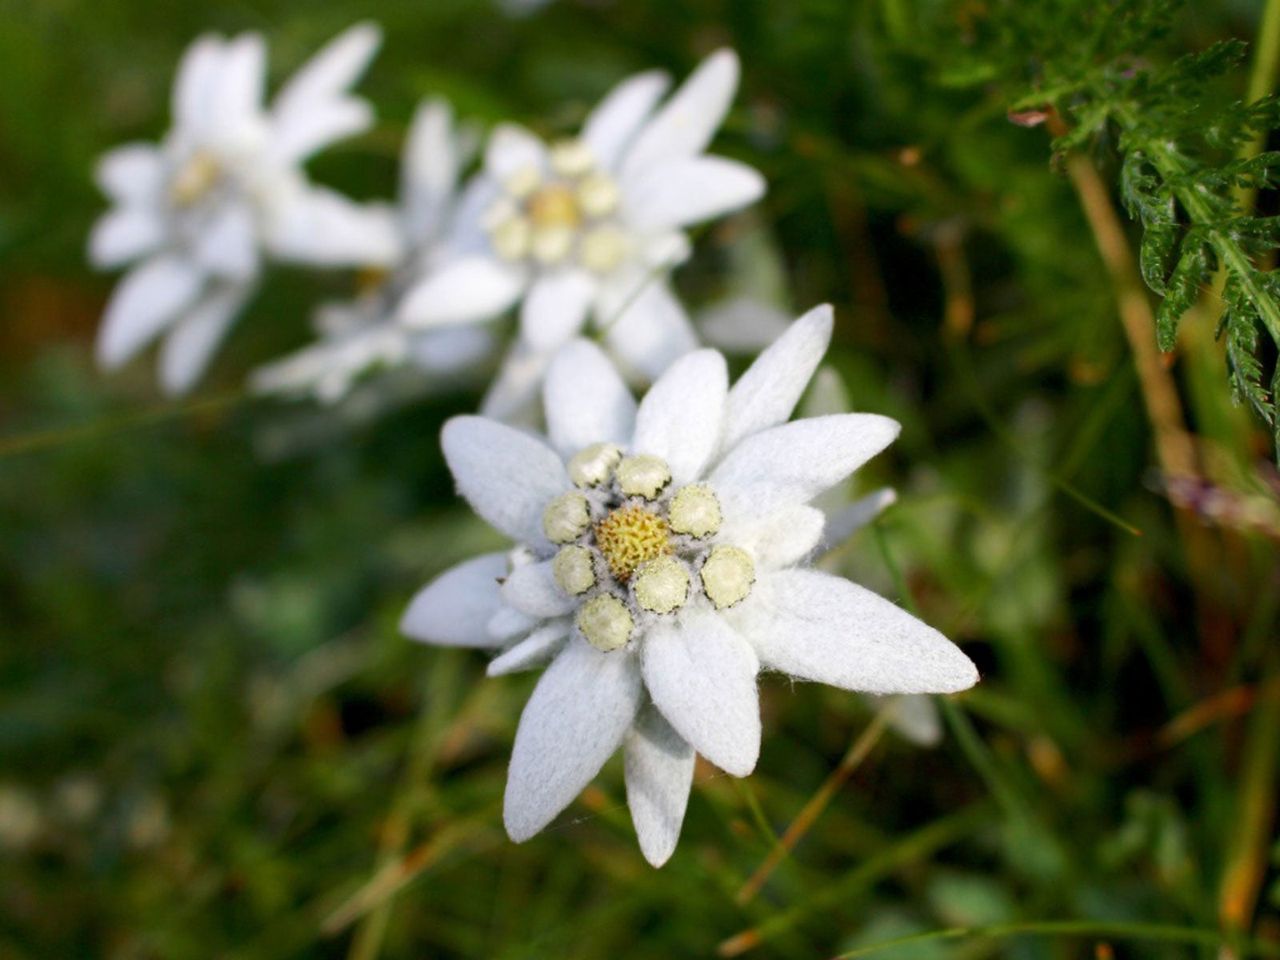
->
xmin=542 ymin=491 xmax=591 ymax=544
xmin=552 ymin=545 xmax=596 ymax=596
xmin=668 ymin=484 xmax=722 ymax=538
xmin=632 ymin=555 xmax=690 ymax=614
xmin=615 ymin=454 xmax=671 ymax=500
xmin=593 ymin=504 xmax=671 ymax=581
xmin=699 ymin=545 xmax=755 ymax=609
xmin=576 ymin=594 xmax=633 ymax=652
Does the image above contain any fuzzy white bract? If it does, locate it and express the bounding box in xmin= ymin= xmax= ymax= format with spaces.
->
xmin=803 ymin=367 xmax=942 ymax=747
xmin=251 ymin=99 xmax=496 ymax=403
xmin=401 ymin=305 xmax=978 ymax=866
xmin=89 ymin=24 xmax=402 ymax=395
xmin=395 ymin=49 xmax=765 ymax=419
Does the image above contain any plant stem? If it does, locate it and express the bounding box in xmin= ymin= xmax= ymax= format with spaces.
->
xmin=735 ymin=708 xmax=893 ymax=905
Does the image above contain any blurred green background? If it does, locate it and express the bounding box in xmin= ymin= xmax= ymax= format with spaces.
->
xmin=3 ymin=0 xmax=1280 ymax=957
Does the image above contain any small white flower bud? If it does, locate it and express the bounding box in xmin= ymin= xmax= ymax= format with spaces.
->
xmin=491 ymin=216 xmax=532 ymax=261
xmin=699 ymin=545 xmax=755 ymax=609
xmin=542 ymin=491 xmax=591 ymax=543
xmin=576 ymin=594 xmax=633 ymax=652
xmin=552 ymin=545 xmax=596 ymax=595
xmin=170 ymin=152 xmax=220 ymax=206
xmin=568 ymin=442 xmax=623 ymax=488
xmin=576 ymin=173 xmax=619 ymax=217
xmin=505 ymin=165 xmax=542 ymax=199
xmin=668 ymin=484 xmax=722 ymax=538
xmin=531 ymin=225 xmax=574 ymax=264
xmin=632 ymin=555 xmax=690 ymax=614
xmin=579 ymin=226 xmax=628 ymax=274
xmin=549 ymin=139 xmax=596 ymax=178
xmin=616 ymin=454 xmax=671 ymax=500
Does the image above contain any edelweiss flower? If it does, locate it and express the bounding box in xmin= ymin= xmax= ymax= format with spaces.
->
xmin=402 ymin=306 xmax=978 ymax=865
xmin=89 ymin=24 xmax=402 ymax=394
xmin=396 ymin=49 xmax=765 ymax=418
xmin=252 ymin=99 xmax=494 ymax=403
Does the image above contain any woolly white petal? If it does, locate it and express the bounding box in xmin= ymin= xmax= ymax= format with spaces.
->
xmin=710 ymin=414 xmax=900 ymax=522
xmin=192 ymin=202 xmax=258 ymax=280
xmin=725 ymin=504 xmax=826 ymax=570
xmin=520 ymin=270 xmax=596 ymax=351
xmin=441 ymin=416 xmax=569 ymax=547
xmin=582 ymin=69 xmax=671 ymax=172
xmin=544 ymin=339 xmax=637 ymax=456
xmin=485 ymin=123 xmax=547 ymax=181
xmin=642 ymin=610 xmax=760 ymax=777
xmin=172 ymin=35 xmax=223 ymax=134
xmin=409 ymin=325 xmax=496 ymax=373
xmin=625 ymin=704 xmax=695 ymax=867
xmin=599 ymin=278 xmax=698 ymax=382
xmin=744 ymin=569 xmax=978 ymax=694
xmin=400 ymin=552 xmax=508 ymax=647
xmin=158 ymin=282 xmax=252 ymax=395
xmin=631 ymin=349 xmax=727 ymax=485
xmin=504 ymin=637 xmax=643 ymax=841
xmin=481 ymin=341 xmax=554 ymax=423
xmin=94 ymin=143 xmax=165 ymax=206
xmin=488 ymin=605 xmax=538 ymax=642
xmin=267 ymin=188 xmax=401 ymax=266
xmin=501 ymin=559 xmax=575 ymax=618
xmin=210 ymin=33 xmax=266 ymax=140
xmin=822 ymin=488 xmax=897 ymax=549
xmin=269 ymin=22 xmax=380 ymax=162
xmin=96 ymin=254 xmax=204 ymax=369
xmin=398 ymin=256 xmax=526 ymax=328
xmin=625 ymin=156 xmax=764 ymax=232
xmin=401 ymin=98 xmax=460 ymax=241
xmin=621 ymin=49 xmax=739 ymax=181
xmin=88 ymin=207 xmax=165 ymax=269
xmin=487 ymin=623 xmax=570 ymax=677
xmin=722 ymin=305 xmax=834 ymax=452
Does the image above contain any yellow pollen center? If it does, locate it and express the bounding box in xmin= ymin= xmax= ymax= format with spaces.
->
xmin=593 ymin=505 xmax=671 ymax=582
xmin=526 ymin=184 xmax=580 ymax=229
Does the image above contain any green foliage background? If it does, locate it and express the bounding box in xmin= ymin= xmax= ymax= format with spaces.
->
xmin=2 ymin=0 xmax=1279 ymax=957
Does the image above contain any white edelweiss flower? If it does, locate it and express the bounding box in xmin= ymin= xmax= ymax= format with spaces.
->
xmin=395 ymin=49 xmax=766 ymax=420
xmin=89 ymin=23 xmax=403 ymax=395
xmin=401 ymin=304 xmax=978 ymax=866
xmin=803 ymin=366 xmax=941 ymax=748
xmin=251 ymin=99 xmax=496 ymax=403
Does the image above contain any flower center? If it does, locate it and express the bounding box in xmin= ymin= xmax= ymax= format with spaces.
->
xmin=484 ymin=138 xmax=627 ymax=273
xmin=541 ymin=447 xmax=758 ymax=653
xmin=170 ymin=151 xmax=222 ymax=207
xmin=594 ymin=504 xmax=672 ymax=581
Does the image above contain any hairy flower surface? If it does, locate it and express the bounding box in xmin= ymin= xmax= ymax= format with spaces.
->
xmin=395 ymin=49 xmax=765 ymax=419
xmin=251 ymin=100 xmax=495 ymax=403
xmin=401 ymin=306 xmax=978 ymax=865
xmin=89 ymin=24 xmax=402 ymax=394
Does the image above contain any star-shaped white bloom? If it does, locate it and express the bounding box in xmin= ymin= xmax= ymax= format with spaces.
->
xmin=251 ymin=99 xmax=496 ymax=403
xmin=89 ymin=23 xmax=403 ymax=395
xmin=401 ymin=305 xmax=978 ymax=866
xmin=395 ymin=49 xmax=766 ymax=420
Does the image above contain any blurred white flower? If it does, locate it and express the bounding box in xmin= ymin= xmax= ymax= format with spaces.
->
xmin=396 ymin=49 xmax=765 ymax=419
xmin=89 ymin=23 xmax=402 ymax=394
xmin=401 ymin=306 xmax=978 ymax=865
xmin=251 ymin=100 xmax=495 ymax=403
xmin=804 ymin=365 xmax=942 ymax=747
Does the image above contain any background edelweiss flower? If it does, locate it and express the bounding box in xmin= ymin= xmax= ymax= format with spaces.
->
xmin=401 ymin=305 xmax=978 ymax=865
xmin=394 ymin=48 xmax=766 ymax=420
xmin=250 ymin=99 xmax=497 ymax=404
xmin=88 ymin=23 xmax=403 ymax=395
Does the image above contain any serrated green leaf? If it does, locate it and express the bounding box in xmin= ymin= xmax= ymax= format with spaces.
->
xmin=1140 ymin=223 xmax=1180 ymax=293
xmin=1155 ymin=244 xmax=1208 ymax=350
